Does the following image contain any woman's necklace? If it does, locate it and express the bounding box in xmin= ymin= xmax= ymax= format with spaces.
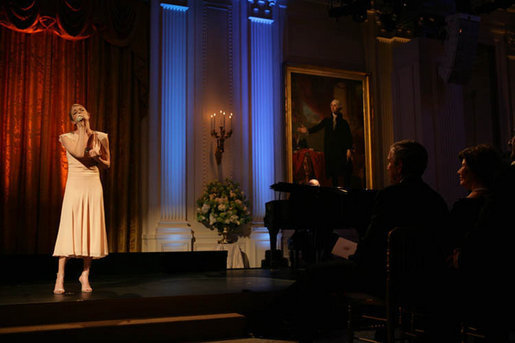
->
xmin=467 ymin=187 xmax=489 ymax=199
xmin=471 ymin=187 xmax=488 ymax=193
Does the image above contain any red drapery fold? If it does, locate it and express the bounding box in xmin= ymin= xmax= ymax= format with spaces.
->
xmin=0 ymin=0 xmax=95 ymax=40
xmin=0 ymin=29 xmax=88 ymax=253
xmin=0 ymin=0 xmax=148 ymax=254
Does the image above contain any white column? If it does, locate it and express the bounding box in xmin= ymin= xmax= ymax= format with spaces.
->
xmin=249 ymin=16 xmax=275 ymax=221
xmin=158 ymin=3 xmax=191 ymax=251
xmin=248 ymin=14 xmax=277 ymax=268
xmin=143 ymin=0 xmax=160 ymax=251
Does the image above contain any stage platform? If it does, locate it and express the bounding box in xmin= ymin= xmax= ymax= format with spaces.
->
xmin=0 ymin=252 xmax=308 ymax=342
xmin=1 ymin=251 xmax=231 ymax=283
xmin=0 ymin=268 xmax=296 ymax=306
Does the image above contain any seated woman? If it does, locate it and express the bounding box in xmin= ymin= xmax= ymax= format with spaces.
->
xmin=434 ymin=144 xmax=503 ymax=341
xmin=447 ymin=144 xmax=502 ymax=265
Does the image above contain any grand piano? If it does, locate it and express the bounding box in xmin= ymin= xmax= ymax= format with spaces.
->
xmin=263 ymin=182 xmax=377 ymax=268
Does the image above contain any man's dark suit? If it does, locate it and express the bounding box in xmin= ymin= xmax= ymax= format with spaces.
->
xmin=351 ymin=175 xmax=449 ymax=296
xmin=308 ymin=112 xmax=352 ymax=186
xmin=276 ymin=175 xmax=449 ymax=341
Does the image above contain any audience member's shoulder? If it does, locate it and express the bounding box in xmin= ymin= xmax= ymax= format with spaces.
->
xmin=491 ymin=162 xmax=515 ymax=197
xmin=427 ymin=183 xmax=448 ymax=205
xmin=374 ymin=177 xmax=446 ymax=204
xmin=374 ymin=177 xmax=422 ymax=198
xmin=451 ymin=196 xmax=484 ymax=214
xmin=375 ymin=182 xmax=402 ymax=198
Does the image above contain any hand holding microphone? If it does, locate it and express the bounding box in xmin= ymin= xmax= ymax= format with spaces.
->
xmin=76 ymin=114 xmax=92 ymax=135
xmin=75 ymin=115 xmax=87 ymax=127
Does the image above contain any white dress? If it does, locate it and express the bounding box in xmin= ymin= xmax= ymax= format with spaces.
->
xmin=53 ymin=132 xmax=109 ymax=258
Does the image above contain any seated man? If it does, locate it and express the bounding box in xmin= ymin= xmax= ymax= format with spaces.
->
xmin=277 ymin=140 xmax=449 ymax=341
xmin=352 ymin=139 xmax=449 ymax=296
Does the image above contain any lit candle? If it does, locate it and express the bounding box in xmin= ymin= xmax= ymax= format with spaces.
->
xmin=229 ymin=113 xmax=233 ymax=132
xmin=223 ymin=111 xmax=226 ymax=129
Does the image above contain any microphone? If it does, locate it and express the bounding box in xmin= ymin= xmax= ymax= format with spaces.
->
xmin=76 ymin=115 xmax=84 ymax=123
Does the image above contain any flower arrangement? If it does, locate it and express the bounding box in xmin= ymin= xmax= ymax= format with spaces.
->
xmin=196 ymin=178 xmax=251 ymax=241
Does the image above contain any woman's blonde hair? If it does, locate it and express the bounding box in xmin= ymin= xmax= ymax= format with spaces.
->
xmin=69 ymin=104 xmax=84 ymax=121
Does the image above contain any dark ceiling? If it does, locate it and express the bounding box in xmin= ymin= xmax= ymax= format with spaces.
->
xmin=326 ymin=0 xmax=514 ymax=39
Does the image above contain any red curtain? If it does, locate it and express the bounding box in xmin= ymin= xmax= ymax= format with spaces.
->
xmin=0 ymin=0 xmax=95 ymax=39
xmin=0 ymin=0 xmax=148 ymax=254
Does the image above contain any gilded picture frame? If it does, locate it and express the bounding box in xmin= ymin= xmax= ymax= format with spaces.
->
xmin=285 ymin=64 xmax=373 ymax=189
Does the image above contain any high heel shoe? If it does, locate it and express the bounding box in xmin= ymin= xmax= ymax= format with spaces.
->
xmin=53 ymin=273 xmax=65 ymax=294
xmin=79 ymin=273 xmax=93 ymax=293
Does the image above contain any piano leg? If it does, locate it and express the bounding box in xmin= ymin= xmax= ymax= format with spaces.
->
xmin=262 ymin=226 xmax=289 ymax=269
xmin=269 ymin=227 xmax=278 ymax=254
xmin=289 ymin=228 xmax=332 ymax=267
xmin=288 ymin=229 xmax=315 ymax=268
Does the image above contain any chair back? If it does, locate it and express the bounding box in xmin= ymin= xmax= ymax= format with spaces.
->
xmin=386 ymin=226 xmax=444 ymax=312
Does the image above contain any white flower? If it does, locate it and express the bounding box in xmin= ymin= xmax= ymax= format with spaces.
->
xmin=197 ymin=179 xmax=251 ymax=232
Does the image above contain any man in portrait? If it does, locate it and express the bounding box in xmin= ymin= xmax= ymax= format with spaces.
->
xmin=297 ymin=99 xmax=353 ymax=187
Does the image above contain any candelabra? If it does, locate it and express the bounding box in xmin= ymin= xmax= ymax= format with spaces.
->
xmin=210 ymin=110 xmax=233 ymax=164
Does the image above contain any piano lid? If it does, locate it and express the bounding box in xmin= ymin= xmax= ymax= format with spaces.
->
xmin=268 ymin=182 xmax=377 ymax=233
xmin=270 ymin=182 xmax=348 ymax=195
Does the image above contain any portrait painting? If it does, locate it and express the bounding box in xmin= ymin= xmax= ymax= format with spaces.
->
xmin=285 ymin=65 xmax=372 ymax=189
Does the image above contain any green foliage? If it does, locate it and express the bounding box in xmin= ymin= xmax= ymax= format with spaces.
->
xmin=196 ymin=179 xmax=251 ymax=238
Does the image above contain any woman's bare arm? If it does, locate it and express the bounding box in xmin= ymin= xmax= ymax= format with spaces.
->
xmin=89 ymin=133 xmax=111 ymax=169
xmin=60 ymin=121 xmax=91 ymax=159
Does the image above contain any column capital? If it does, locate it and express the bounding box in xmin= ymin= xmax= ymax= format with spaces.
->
xmin=248 ymin=0 xmax=275 ymax=20
xmin=160 ymin=2 xmax=188 ymax=12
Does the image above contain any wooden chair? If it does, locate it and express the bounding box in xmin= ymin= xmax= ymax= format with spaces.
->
xmin=387 ymin=225 xmax=444 ymax=342
xmin=460 ymin=325 xmax=485 ymax=342
xmin=345 ymin=290 xmax=387 ymax=343
xmin=345 ymin=226 xmax=443 ymax=343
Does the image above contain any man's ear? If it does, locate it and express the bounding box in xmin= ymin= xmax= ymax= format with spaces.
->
xmin=396 ymin=160 xmax=403 ymax=177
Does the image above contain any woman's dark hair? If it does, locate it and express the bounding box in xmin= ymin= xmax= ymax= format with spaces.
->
xmin=390 ymin=140 xmax=428 ymax=178
xmin=458 ymin=144 xmax=502 ymax=187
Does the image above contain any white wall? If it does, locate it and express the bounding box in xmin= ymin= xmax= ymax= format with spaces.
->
xmin=143 ymin=0 xmax=286 ymax=268
xmin=142 ymin=0 xmax=515 ymax=265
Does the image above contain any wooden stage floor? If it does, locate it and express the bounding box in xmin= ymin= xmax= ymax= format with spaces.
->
xmin=0 ymin=253 xmax=352 ymax=342
xmin=0 ymin=252 xmax=317 ymax=342
xmin=0 ymin=269 xmax=296 ymax=306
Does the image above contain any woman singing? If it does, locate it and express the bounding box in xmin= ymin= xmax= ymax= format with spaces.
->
xmin=52 ymin=104 xmax=110 ymax=294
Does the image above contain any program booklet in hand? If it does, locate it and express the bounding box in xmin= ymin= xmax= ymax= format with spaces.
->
xmin=331 ymin=237 xmax=358 ymax=259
